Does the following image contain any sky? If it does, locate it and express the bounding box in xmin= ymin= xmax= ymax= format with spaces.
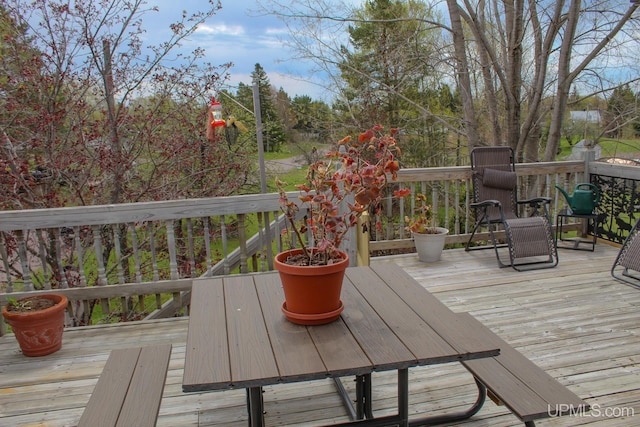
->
xmin=148 ymin=0 xmax=335 ymax=101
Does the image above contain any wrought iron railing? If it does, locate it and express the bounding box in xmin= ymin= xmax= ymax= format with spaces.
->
xmin=590 ymin=162 xmax=640 ymax=244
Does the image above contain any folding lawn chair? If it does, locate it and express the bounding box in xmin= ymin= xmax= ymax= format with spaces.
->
xmin=465 ymin=146 xmax=559 ymax=271
xmin=611 ymin=216 xmax=640 ymax=288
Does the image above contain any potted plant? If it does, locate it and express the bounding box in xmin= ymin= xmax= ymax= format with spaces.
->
xmin=2 ymin=294 xmax=67 ymax=356
xmin=403 ymin=192 xmax=449 ymax=262
xmin=275 ymin=125 xmax=402 ymax=325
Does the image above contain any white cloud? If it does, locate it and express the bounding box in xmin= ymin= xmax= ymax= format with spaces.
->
xmin=256 ymin=36 xmax=286 ymax=50
xmin=270 ymin=72 xmax=329 ymax=99
xmin=265 ymin=27 xmax=288 ymax=35
xmin=196 ymin=23 xmax=245 ymax=36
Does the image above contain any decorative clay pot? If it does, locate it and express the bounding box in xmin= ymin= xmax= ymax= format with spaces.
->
xmin=412 ymin=228 xmax=449 ymax=262
xmin=274 ymin=248 xmax=348 ymax=325
xmin=2 ymin=294 xmax=67 ymax=357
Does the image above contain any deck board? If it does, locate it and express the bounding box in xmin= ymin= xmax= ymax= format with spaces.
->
xmin=1 ymin=244 xmax=639 ymax=426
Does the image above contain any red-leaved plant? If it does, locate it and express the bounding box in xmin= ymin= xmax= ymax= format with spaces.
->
xmin=403 ymin=192 xmax=439 ymax=234
xmin=276 ymin=125 xmax=402 ymax=266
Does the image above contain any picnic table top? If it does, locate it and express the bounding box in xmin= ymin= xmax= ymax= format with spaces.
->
xmin=182 ymin=263 xmax=499 ymax=392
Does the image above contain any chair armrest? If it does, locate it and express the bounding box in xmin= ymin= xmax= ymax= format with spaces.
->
xmin=471 ymin=200 xmax=501 ymax=209
xmin=518 ymin=197 xmax=552 ymax=218
xmin=518 ymin=197 xmax=551 ymax=207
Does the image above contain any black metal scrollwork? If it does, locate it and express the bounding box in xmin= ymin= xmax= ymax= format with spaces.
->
xmin=592 ymin=174 xmax=640 ymax=244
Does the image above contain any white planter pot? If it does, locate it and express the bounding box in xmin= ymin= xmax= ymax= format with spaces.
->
xmin=412 ymin=228 xmax=449 ymax=262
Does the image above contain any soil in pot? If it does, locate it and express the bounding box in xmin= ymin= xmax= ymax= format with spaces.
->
xmin=6 ymin=297 xmax=56 ymax=313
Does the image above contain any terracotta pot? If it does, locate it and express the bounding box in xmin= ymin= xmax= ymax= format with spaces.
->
xmin=2 ymin=294 xmax=67 ymax=357
xmin=412 ymin=228 xmax=449 ymax=262
xmin=274 ymin=248 xmax=348 ymax=325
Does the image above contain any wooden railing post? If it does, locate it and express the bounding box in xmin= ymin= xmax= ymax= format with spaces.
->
xmin=584 ymin=147 xmax=596 ymax=181
xmin=357 ymin=212 xmax=370 ymax=267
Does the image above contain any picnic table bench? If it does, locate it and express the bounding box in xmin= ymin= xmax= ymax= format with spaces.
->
xmin=456 ymin=312 xmax=589 ymax=426
xmin=78 ymin=343 xmax=172 ymax=427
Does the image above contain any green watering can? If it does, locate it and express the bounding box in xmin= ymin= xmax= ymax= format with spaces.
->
xmin=555 ymin=183 xmax=600 ymax=215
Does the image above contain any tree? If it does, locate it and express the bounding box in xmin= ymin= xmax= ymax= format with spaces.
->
xmin=263 ymin=0 xmax=640 ymax=163
xmin=290 ymin=95 xmax=333 ymax=140
xmin=444 ymin=0 xmax=640 ymax=161
xmin=0 ymin=0 xmax=254 ymax=290
xmin=261 ymin=0 xmax=464 ymax=166
xmin=251 ymin=63 xmax=287 ymax=152
xmin=605 ymin=85 xmax=638 ymax=139
xmin=338 ymin=0 xmax=412 ymax=127
xmin=0 ymin=5 xmax=49 ymax=210
xmin=0 ymin=0 xmax=250 ymax=212
xmin=338 ymin=1 xmax=456 ymax=166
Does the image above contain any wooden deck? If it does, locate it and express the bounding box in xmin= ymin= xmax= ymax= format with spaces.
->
xmin=1 ymin=243 xmax=638 ymax=426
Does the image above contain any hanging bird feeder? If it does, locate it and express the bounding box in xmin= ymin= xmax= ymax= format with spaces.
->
xmin=210 ymin=97 xmax=226 ymax=128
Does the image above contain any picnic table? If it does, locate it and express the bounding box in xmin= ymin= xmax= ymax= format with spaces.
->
xmin=183 ymin=263 xmax=500 ymax=426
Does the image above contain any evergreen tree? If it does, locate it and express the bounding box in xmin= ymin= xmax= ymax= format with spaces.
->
xmin=251 ymin=63 xmax=286 ymax=152
xmin=337 ymin=0 xmax=450 ymax=166
xmin=291 ymin=95 xmax=333 ymax=141
xmin=607 ymin=85 xmax=637 ymax=139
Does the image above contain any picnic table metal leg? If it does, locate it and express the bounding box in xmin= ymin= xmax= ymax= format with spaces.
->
xmin=246 ymin=387 xmax=264 ymax=427
xmin=355 ymin=374 xmax=373 ymax=419
xmin=333 ymin=371 xmax=485 ymax=427
xmin=398 ymin=368 xmax=409 ymax=427
xmin=408 ymin=377 xmax=487 ymax=426
xmin=328 ymin=370 xmax=409 ymax=427
xmin=333 ymin=374 xmax=373 ymax=420
xmin=334 ymin=377 xmax=358 ymax=420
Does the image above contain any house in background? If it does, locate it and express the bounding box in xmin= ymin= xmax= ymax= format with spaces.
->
xmin=569 ymin=110 xmax=603 ymax=124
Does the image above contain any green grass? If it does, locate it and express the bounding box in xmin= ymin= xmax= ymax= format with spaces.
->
xmin=597 ymin=138 xmax=640 ymax=158
xmin=558 ymin=137 xmax=640 ymax=159
xmin=262 ymin=142 xmax=332 ymax=192
xmin=267 ymin=167 xmax=309 ymax=192
xmin=263 ymin=149 xmax=297 ymax=161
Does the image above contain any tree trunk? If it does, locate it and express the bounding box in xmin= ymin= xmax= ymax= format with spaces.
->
xmin=544 ymin=0 xmax=580 ymax=162
xmin=518 ymin=0 xmax=563 ymax=161
xmin=474 ymin=1 xmax=502 ymax=146
xmin=102 ymin=40 xmax=123 ymax=204
xmin=445 ymin=0 xmax=481 ymax=148
xmin=505 ymin=0 xmax=524 ymax=157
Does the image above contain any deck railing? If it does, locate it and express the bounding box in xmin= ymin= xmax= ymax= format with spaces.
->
xmin=2 ymin=152 xmax=638 ymax=332
xmin=0 ymin=193 xmax=287 ymax=330
xmin=370 ymin=159 xmax=589 ymax=253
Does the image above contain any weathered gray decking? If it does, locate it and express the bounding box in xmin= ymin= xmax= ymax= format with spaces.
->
xmin=1 ymin=243 xmax=638 ymax=426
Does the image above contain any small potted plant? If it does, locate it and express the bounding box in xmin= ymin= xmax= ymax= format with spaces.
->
xmin=2 ymin=294 xmax=67 ymax=356
xmin=403 ymin=192 xmax=449 ymax=262
xmin=275 ymin=125 xmax=401 ymax=324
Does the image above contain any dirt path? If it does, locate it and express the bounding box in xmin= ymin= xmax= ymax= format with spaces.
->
xmin=264 ymin=154 xmax=308 ymax=175
xmin=264 ymin=147 xmax=331 ymax=175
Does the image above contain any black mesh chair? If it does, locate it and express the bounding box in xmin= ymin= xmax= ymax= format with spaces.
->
xmin=465 ymin=146 xmax=559 ymax=271
xmin=611 ymin=217 xmax=640 ymax=288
